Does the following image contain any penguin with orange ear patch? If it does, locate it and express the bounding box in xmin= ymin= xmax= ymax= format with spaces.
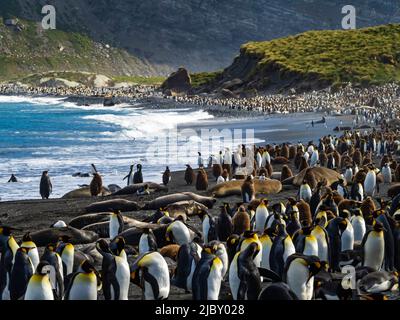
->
xmin=241 ymin=175 xmax=255 ymax=203
xmin=196 ymin=168 xmax=208 ymax=191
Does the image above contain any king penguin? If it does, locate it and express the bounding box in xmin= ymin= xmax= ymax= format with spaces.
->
xmin=299 ymin=181 xmax=312 ymax=203
xmin=64 ymin=260 xmax=101 ymax=300
xmin=96 ymin=239 xmax=130 ymax=300
xmin=364 ymin=168 xmax=377 ymax=197
xmin=326 ymin=217 xmax=348 ymax=271
xmin=283 ymin=254 xmax=323 ymax=300
xmin=217 ymin=204 xmax=233 ymax=242
xmin=269 ymin=223 xmax=296 ymax=277
xmin=25 ymin=261 xmax=54 ymax=300
xmin=209 ymin=241 xmax=229 ymax=279
xmin=130 ymin=251 xmax=170 ymax=300
xmin=259 ymin=228 xmax=275 ymax=270
xmin=56 ymin=237 xmax=75 ymax=277
xmin=362 ymin=221 xmax=385 ymax=271
xmin=123 ymin=165 xmax=135 ymax=186
xmin=20 ymin=233 xmax=39 ymax=272
xmin=133 ymin=164 xmax=143 ymax=184
xmin=9 ymin=247 xmax=34 ymax=300
xmin=311 ymin=217 xmax=330 ymax=263
xmin=139 ymin=228 xmax=158 ymax=254
xmin=192 ymin=245 xmax=224 ymax=300
xmin=172 ymin=241 xmax=202 ymax=292
xmin=41 ymin=244 xmax=64 ymax=300
xmin=238 ymin=231 xmax=262 ymax=268
xmin=254 ymin=199 xmax=270 ymax=234
xmin=292 ymin=226 xmax=318 ymax=256
xmin=166 ymin=219 xmax=191 ymax=245
xmin=109 ymin=210 xmax=124 ymax=240
xmin=229 ymin=242 xmax=262 ymax=300
xmin=199 ymin=211 xmax=217 ymax=244
xmin=0 ymin=234 xmax=19 ymax=300
xmin=350 ymin=208 xmax=366 ymax=243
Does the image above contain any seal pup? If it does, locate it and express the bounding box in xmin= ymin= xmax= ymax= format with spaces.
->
xmin=40 ymin=171 xmax=52 ymax=199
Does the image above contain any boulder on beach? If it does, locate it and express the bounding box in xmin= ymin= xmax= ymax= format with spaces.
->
xmin=161 ymin=68 xmax=192 ymax=95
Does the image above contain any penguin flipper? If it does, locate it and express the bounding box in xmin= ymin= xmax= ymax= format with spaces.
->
xmin=143 ymin=269 xmax=160 ymax=300
xmin=237 ymin=280 xmax=247 ymax=300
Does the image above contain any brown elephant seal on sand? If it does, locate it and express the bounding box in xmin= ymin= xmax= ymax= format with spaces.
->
xmin=82 ymin=217 xmax=161 ymax=238
xmin=112 ymin=182 xmax=168 ymax=196
xmin=293 ymin=167 xmax=345 ymax=188
xmin=69 ymin=212 xmax=112 ymax=229
xmin=62 ymin=186 xmax=111 ymax=199
xmin=85 ymin=199 xmax=141 ymax=213
xmin=164 ymin=201 xmax=208 ymax=218
xmin=29 ymin=226 xmax=99 ymax=247
xmin=143 ymin=192 xmax=216 ymax=210
xmin=211 ymin=179 xmax=282 ymax=198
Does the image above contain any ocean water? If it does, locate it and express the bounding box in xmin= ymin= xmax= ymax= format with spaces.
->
xmin=0 ymin=95 xmax=353 ymax=201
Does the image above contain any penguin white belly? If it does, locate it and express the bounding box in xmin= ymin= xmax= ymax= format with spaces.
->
xmin=312 ymin=231 xmax=329 ymax=262
xmin=228 ymin=255 xmax=240 ymax=300
xmin=173 ymin=224 xmax=191 ymax=245
xmin=286 ymin=262 xmax=314 ymax=300
xmin=25 ymin=276 xmax=54 ymax=300
xmin=144 ymin=260 xmax=170 ymax=300
xmin=114 ymin=257 xmax=130 ymax=300
xmin=128 ymin=174 xmax=134 ymax=186
xmin=62 ymin=251 xmax=74 ymax=276
xmin=303 ymin=238 xmax=318 ymax=256
xmin=28 ymin=249 xmax=40 ymax=272
xmin=300 ymin=186 xmax=312 ymax=202
xmin=207 ymin=261 xmax=223 ymax=300
xmin=338 ymin=185 xmax=345 ymax=198
xmin=68 ymin=274 xmax=97 ymax=300
xmin=186 ymin=259 xmax=196 ymax=292
xmin=109 ymin=217 xmax=120 ymax=240
xmin=344 ymin=169 xmax=353 ymax=184
xmin=364 ymin=235 xmax=384 ymax=271
xmin=216 ymin=176 xmax=225 ymax=184
xmin=341 ymin=223 xmax=354 ymax=251
xmin=139 ymin=235 xmax=150 ymax=254
xmin=203 ymin=216 xmax=210 ymax=244
xmin=351 ymin=217 xmax=366 ymax=242
xmin=261 ymin=240 xmax=272 ymax=270
xmin=2 ymin=274 xmax=10 ymax=300
xmin=283 ymin=237 xmax=296 ymax=262
xmin=382 ymin=168 xmax=392 ymax=183
xmin=364 ymin=173 xmax=376 ymax=196
xmin=255 ymin=211 xmax=269 ymax=234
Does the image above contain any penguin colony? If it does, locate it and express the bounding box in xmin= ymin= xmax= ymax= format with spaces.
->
xmin=3 ymin=127 xmax=400 ymax=300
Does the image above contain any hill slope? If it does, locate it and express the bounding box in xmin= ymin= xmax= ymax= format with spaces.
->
xmin=195 ymin=24 xmax=400 ymax=93
xmin=0 ymin=18 xmax=157 ymax=81
xmin=4 ymin=0 xmax=400 ymax=73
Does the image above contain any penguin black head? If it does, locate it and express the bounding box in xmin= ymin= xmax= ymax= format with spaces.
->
xmin=372 ymin=220 xmax=385 ymax=232
xmin=36 ymin=261 xmax=51 ymax=275
xmin=307 ymin=258 xmax=323 ymax=281
xmin=22 ymin=232 xmax=34 ymax=243
xmin=80 ymin=260 xmax=97 ymax=274
xmin=110 ymin=236 xmax=126 ymax=255
xmin=96 ymin=239 xmax=112 ymax=254
xmin=45 ymin=243 xmax=56 ymax=252
xmin=0 ymin=226 xmax=15 ymax=237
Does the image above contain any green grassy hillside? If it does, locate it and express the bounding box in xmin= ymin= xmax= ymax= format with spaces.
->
xmin=0 ymin=18 xmax=155 ymax=81
xmin=196 ymin=24 xmax=400 ymax=92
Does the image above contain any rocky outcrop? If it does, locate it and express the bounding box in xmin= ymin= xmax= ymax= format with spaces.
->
xmin=161 ymin=68 xmax=192 ymax=95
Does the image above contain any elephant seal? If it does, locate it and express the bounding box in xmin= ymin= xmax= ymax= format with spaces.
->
xmin=120 ymin=222 xmax=201 ymax=248
xmin=164 ymin=200 xmax=208 ymax=217
xmin=62 ymin=186 xmax=111 ymax=199
xmin=82 ymin=217 xmax=161 ymax=238
xmin=85 ymin=199 xmax=141 ymax=213
xmin=28 ymin=226 xmax=99 ymax=247
xmin=293 ymin=167 xmax=344 ymax=187
xmin=143 ymin=192 xmax=216 ymax=210
xmin=112 ymin=182 xmax=168 ymax=196
xmin=69 ymin=212 xmax=112 ymax=229
xmin=211 ymin=179 xmax=282 ymax=198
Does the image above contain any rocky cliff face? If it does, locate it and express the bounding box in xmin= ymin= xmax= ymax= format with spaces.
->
xmin=4 ymin=0 xmax=400 ymax=74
